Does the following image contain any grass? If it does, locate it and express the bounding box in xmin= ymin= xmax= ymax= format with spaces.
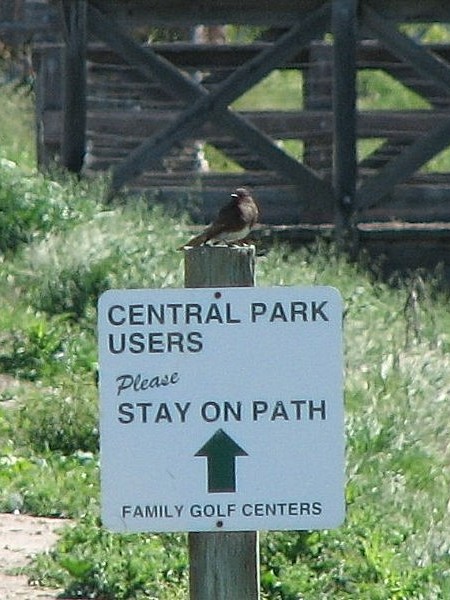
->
xmin=1 ymin=49 xmax=450 ymax=597
xmin=0 ymin=177 xmax=449 ymax=596
xmin=0 ymin=84 xmax=36 ymax=168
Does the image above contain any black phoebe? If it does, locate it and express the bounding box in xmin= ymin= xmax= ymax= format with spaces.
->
xmin=180 ymin=188 xmax=259 ymax=248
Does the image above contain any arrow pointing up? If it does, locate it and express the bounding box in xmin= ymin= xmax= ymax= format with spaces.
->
xmin=195 ymin=429 xmax=248 ymax=493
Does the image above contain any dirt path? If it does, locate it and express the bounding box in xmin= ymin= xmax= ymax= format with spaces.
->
xmin=0 ymin=513 xmax=67 ymax=599
xmin=0 ymin=377 xmax=69 ymax=598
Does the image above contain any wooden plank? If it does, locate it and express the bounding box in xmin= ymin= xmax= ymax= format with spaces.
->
xmin=363 ymin=0 xmax=450 ymax=23
xmin=356 ymin=117 xmax=450 ymax=210
xmin=126 ymin=180 xmax=335 ymax=225
xmin=361 ymin=185 xmax=450 ymax=222
xmin=60 ymin=0 xmax=87 ymax=173
xmin=92 ymin=0 xmax=328 ymax=27
xmin=91 ymin=0 xmax=450 ymax=27
xmin=357 ymin=111 xmax=450 ymax=137
xmin=48 ymin=107 xmax=450 ymax=146
xmin=32 ymin=46 xmax=64 ymax=167
xmin=87 ymin=3 xmax=332 ymax=200
xmin=254 ymin=223 xmax=450 ymax=281
xmin=86 ymin=41 xmax=450 ymax=110
xmin=114 ymin=176 xmax=450 ymax=225
xmin=92 ymin=109 xmax=450 ymax=140
xmin=332 ymin=0 xmax=358 ymax=243
xmin=362 ymin=5 xmax=450 ymax=96
xmin=85 ymin=39 xmax=450 ymax=72
xmin=87 ymin=42 xmax=282 ymax=69
xmin=34 ymin=39 xmax=450 ymax=72
xmin=86 ymin=110 xmax=331 ymax=140
xmin=131 ymin=171 xmax=285 ymax=187
xmin=303 ymin=42 xmax=333 ymax=172
xmin=0 ymin=22 xmax=54 ymax=35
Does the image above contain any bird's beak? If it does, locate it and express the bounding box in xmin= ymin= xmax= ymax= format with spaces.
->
xmin=231 ymin=193 xmax=238 ymax=198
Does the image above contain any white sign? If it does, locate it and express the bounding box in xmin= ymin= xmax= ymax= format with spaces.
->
xmin=98 ymin=286 xmax=344 ymax=532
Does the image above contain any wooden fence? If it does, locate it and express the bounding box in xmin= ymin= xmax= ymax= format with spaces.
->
xmin=33 ymin=36 xmax=450 ymax=225
xmin=2 ymin=0 xmax=450 ymax=276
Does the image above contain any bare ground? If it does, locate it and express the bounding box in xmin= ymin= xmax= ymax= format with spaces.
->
xmin=0 ymin=376 xmax=67 ymax=597
xmin=0 ymin=512 xmax=68 ymax=599
xmin=0 ymin=377 xmax=73 ymax=598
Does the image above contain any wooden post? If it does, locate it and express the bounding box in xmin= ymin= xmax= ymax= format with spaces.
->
xmin=332 ymin=0 xmax=358 ymax=252
xmin=303 ymin=41 xmax=333 ymax=176
xmin=32 ymin=44 xmax=64 ymax=168
xmin=60 ymin=0 xmax=87 ymax=173
xmin=184 ymin=245 xmax=259 ymax=600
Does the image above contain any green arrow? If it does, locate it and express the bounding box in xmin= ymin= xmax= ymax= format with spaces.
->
xmin=195 ymin=429 xmax=248 ymax=493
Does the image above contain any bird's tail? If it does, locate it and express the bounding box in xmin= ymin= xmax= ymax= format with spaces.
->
xmin=177 ymin=231 xmax=209 ymax=250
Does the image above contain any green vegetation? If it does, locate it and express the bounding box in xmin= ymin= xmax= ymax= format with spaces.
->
xmin=1 ymin=40 xmax=450 ymax=598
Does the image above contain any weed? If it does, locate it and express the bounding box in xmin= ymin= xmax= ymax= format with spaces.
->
xmin=1 ymin=75 xmax=450 ymax=599
xmin=11 ymin=381 xmax=98 ymax=455
xmin=11 ymin=205 xmax=185 ymax=319
xmin=0 ymin=450 xmax=98 ymax=517
xmin=0 ymin=313 xmax=96 ymax=380
xmin=28 ymin=515 xmax=189 ymax=599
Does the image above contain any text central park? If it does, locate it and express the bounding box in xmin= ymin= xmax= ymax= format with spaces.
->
xmin=105 ymin=299 xmax=330 ymax=355
xmin=107 ymin=299 xmax=330 ymax=326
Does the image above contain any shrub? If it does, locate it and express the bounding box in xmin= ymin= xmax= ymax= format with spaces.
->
xmin=12 ymin=381 xmax=99 ymax=455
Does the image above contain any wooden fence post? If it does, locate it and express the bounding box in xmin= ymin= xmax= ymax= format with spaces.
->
xmin=184 ymin=245 xmax=260 ymax=600
xmin=32 ymin=44 xmax=64 ymax=168
xmin=60 ymin=0 xmax=87 ymax=173
xmin=332 ymin=0 xmax=358 ymax=252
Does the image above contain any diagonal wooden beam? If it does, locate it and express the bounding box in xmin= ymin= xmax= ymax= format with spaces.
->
xmin=356 ymin=117 xmax=450 ymax=210
xmin=362 ymin=5 xmax=450 ymax=96
xmin=87 ymin=3 xmax=332 ymax=201
xmin=87 ymin=5 xmax=201 ymax=104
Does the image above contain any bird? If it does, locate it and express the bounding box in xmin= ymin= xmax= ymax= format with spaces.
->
xmin=180 ymin=188 xmax=259 ymax=248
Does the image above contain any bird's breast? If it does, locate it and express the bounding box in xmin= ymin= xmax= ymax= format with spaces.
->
xmin=214 ymin=225 xmax=251 ymax=242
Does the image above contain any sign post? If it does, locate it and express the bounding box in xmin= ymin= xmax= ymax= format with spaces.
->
xmin=184 ymin=246 xmax=259 ymax=600
xmin=97 ymin=245 xmax=344 ymax=599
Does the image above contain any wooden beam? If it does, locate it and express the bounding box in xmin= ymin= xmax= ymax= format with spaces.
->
xmin=33 ymin=46 xmax=64 ymax=168
xmin=87 ymin=3 xmax=332 ymax=200
xmin=303 ymin=42 xmax=333 ymax=172
xmin=204 ymin=4 xmax=330 ymax=112
xmin=90 ymin=109 xmax=450 ymax=140
xmin=356 ymin=117 xmax=450 ymax=210
xmin=60 ymin=0 xmax=87 ymax=173
xmin=92 ymin=0 xmax=328 ymax=27
xmin=49 ymin=106 xmax=450 ymax=148
xmin=362 ymin=5 xmax=450 ymax=97
xmin=332 ymin=0 xmax=358 ymax=246
xmin=87 ymin=4 xmax=200 ymax=104
xmin=0 ymin=22 xmax=55 ymax=35
xmin=91 ymin=0 xmax=450 ymax=27
xmin=364 ymin=0 xmax=450 ymax=23
xmin=81 ymin=39 xmax=450 ymax=72
xmin=215 ymin=110 xmax=332 ymax=200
